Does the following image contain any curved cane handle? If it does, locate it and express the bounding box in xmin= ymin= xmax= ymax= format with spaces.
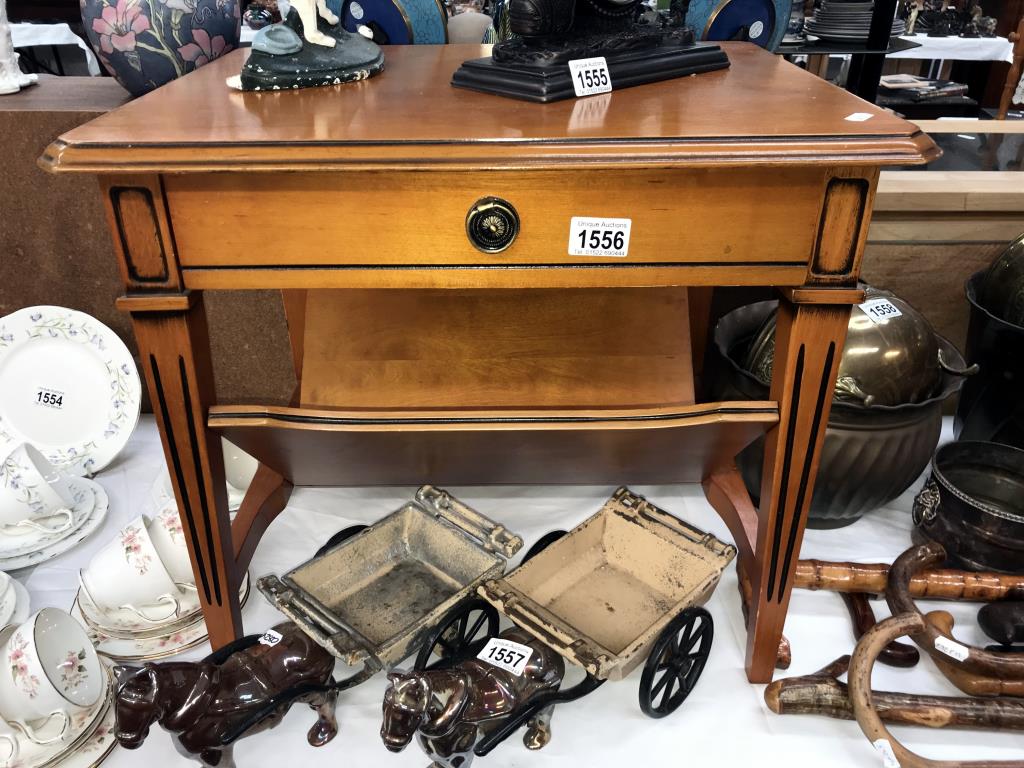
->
xmin=887 ymin=544 xmax=1024 ymax=686
xmin=849 ymin=613 xmax=1024 ymax=768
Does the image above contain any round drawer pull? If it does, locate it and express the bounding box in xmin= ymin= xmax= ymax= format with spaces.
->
xmin=465 ymin=197 xmax=520 ymax=254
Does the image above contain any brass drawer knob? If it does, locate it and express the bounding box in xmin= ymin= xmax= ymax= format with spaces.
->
xmin=465 ymin=197 xmax=519 ymax=254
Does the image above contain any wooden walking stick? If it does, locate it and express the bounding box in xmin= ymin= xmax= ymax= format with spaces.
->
xmin=796 ymin=560 xmax=1024 ymax=601
xmin=887 ymin=544 xmax=1024 ymax=698
xmin=849 ymin=613 xmax=1024 ymax=768
xmin=766 ymin=655 xmax=1024 ymax=730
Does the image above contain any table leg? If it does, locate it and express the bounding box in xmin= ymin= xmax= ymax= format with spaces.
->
xmin=126 ymin=293 xmax=242 ymax=649
xmin=745 ymin=299 xmax=851 ymax=682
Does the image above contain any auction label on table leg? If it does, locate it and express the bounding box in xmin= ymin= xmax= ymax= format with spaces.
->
xmin=478 ymin=637 xmax=532 ymax=676
xmin=568 ymin=217 xmax=632 ymax=257
xmin=872 ymin=739 xmax=900 ymax=768
xmin=568 ymin=57 xmax=612 ymax=97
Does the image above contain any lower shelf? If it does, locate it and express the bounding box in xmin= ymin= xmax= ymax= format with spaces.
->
xmin=208 ymin=401 xmax=778 ymax=485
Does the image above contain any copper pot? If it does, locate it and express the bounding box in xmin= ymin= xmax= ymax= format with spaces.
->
xmin=709 ymin=300 xmax=969 ymax=529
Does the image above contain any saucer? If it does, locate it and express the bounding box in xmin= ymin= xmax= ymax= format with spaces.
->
xmin=0 ymin=480 xmax=107 ymax=572
xmin=79 ymin=572 xmax=250 ymax=641
xmin=72 ymin=574 xmax=252 ymax=662
xmin=0 ymin=480 xmax=96 ymax=558
xmin=0 ymin=647 xmax=115 ymax=768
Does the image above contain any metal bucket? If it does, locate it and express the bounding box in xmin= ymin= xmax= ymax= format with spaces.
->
xmin=954 ymin=272 xmax=1024 ymax=451
xmin=912 ymin=441 xmax=1024 ymax=574
xmin=709 ymin=301 xmax=966 ymax=529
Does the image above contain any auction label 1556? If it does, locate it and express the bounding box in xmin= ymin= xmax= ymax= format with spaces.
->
xmin=568 ymin=217 xmax=632 ymax=257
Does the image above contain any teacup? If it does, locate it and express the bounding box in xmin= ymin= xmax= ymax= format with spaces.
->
xmin=0 ymin=609 xmax=103 ymax=744
xmin=0 ymin=718 xmax=17 ymax=766
xmin=80 ymin=516 xmax=187 ymax=623
xmin=146 ymin=505 xmax=194 ymax=585
xmin=223 ymin=440 xmax=258 ymax=496
xmin=0 ymin=445 xmax=75 ymax=535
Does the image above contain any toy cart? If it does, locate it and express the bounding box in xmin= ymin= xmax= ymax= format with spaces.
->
xmin=414 ymin=487 xmax=736 ymax=758
xmin=258 ymin=485 xmax=522 ymax=675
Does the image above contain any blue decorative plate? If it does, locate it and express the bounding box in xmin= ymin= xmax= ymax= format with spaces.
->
xmin=685 ymin=0 xmax=791 ymax=51
xmin=327 ymin=0 xmax=448 ymax=43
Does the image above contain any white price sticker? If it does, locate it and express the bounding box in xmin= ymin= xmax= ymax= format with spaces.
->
xmin=259 ymin=629 xmax=284 ymax=647
xmin=859 ymin=298 xmax=903 ymax=324
xmin=34 ymin=388 xmax=64 ymax=410
xmin=934 ymin=636 xmax=969 ymax=662
xmin=568 ymin=57 xmax=612 ymax=97
xmin=477 ymin=637 xmax=532 ymax=676
xmin=846 ymin=112 xmax=875 ymax=122
xmin=568 ymin=217 xmax=631 ymax=257
xmin=873 ymin=739 xmax=900 ymax=768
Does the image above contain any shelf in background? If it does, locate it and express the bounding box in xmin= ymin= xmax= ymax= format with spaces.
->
xmin=779 ymin=36 xmax=921 ymax=57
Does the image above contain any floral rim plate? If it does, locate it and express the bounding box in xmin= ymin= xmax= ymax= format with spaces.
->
xmin=0 ymin=481 xmax=96 ymax=559
xmin=0 ymin=643 xmax=116 ymax=768
xmin=72 ymin=574 xmax=251 ymax=662
xmin=78 ymin=572 xmax=251 ymax=640
xmin=0 ymin=306 xmax=141 ymax=478
xmin=0 ymin=481 xmax=108 ymax=572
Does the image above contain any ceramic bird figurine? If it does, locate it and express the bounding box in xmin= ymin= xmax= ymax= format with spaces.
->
xmin=0 ymin=0 xmax=38 ymax=95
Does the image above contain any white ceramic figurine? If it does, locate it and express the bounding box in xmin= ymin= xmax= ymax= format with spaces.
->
xmin=0 ymin=0 xmax=37 ymax=95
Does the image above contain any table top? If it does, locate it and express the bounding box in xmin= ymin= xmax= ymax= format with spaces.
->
xmin=42 ymin=43 xmax=937 ymax=173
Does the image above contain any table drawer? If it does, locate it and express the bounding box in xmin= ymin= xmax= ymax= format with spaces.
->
xmin=165 ymin=168 xmax=827 ymax=270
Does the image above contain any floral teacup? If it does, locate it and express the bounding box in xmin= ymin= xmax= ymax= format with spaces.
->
xmin=80 ymin=516 xmax=187 ymax=623
xmin=0 ymin=609 xmax=102 ymax=744
xmin=146 ymin=505 xmax=193 ymax=585
xmin=0 ymin=445 xmax=75 ymax=535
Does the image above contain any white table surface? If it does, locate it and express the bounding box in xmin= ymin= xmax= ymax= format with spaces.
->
xmin=13 ymin=416 xmax=1023 ymax=768
xmin=891 ymin=33 xmax=1015 ymax=62
xmin=10 ymin=23 xmax=100 ymax=76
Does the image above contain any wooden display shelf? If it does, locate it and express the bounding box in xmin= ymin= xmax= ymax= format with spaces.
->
xmin=43 ymin=43 xmax=937 ymax=683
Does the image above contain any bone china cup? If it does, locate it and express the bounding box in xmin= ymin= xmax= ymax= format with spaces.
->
xmin=0 ymin=444 xmax=75 ymax=534
xmin=0 ymin=609 xmax=102 ymax=735
xmin=80 ymin=515 xmax=182 ymax=620
xmin=145 ymin=506 xmax=194 ymax=585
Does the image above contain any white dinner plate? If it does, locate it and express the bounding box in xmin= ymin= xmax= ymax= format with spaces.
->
xmin=0 ymin=307 xmax=141 ymax=477
xmin=0 ymin=480 xmax=108 ymax=571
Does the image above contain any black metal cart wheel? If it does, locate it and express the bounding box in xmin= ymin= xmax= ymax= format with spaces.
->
xmin=522 ymin=530 xmax=567 ymax=563
xmin=638 ymin=607 xmax=714 ymax=718
xmin=314 ymin=524 xmax=369 ymax=558
xmin=414 ymin=598 xmax=499 ymax=671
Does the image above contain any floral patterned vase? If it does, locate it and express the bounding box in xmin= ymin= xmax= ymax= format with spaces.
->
xmin=80 ymin=0 xmax=240 ymax=97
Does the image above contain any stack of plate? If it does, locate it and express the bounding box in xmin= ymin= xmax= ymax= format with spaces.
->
xmin=70 ymin=572 xmax=251 ymax=663
xmin=804 ymin=0 xmax=906 ymax=42
xmin=0 ymin=479 xmax=109 ymax=573
xmin=5 ymin=663 xmax=118 ymax=768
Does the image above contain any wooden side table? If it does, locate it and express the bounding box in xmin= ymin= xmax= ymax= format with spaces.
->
xmin=42 ymin=43 xmax=937 ymax=683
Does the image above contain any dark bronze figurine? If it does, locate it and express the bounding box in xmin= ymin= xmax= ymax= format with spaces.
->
xmin=114 ymin=622 xmax=338 ymax=768
xmin=381 ymin=628 xmax=564 ymax=768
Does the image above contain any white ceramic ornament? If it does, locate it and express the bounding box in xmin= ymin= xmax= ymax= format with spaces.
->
xmin=0 ymin=0 xmax=37 ymax=96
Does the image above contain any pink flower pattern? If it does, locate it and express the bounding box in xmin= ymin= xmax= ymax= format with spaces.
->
xmin=177 ymin=28 xmax=230 ymax=67
xmin=8 ymin=633 xmax=40 ymax=698
xmin=59 ymin=649 xmax=89 ymax=692
xmin=120 ymin=525 xmax=152 ymax=575
xmin=158 ymin=507 xmax=184 ymax=543
xmin=90 ymin=0 xmax=150 ymax=54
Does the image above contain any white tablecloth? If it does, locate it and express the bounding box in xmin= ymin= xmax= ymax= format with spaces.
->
xmin=14 ymin=416 xmax=1023 ymax=768
xmin=10 ymin=22 xmax=100 ymax=76
xmin=891 ymin=33 xmax=1015 ymax=62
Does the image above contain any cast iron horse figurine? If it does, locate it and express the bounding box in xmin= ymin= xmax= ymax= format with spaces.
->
xmin=114 ymin=622 xmax=338 ymax=767
xmin=381 ymin=628 xmax=565 ymax=768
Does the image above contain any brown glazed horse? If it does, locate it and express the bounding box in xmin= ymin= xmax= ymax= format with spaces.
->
xmin=114 ymin=622 xmax=338 ymax=767
xmin=381 ymin=628 xmax=564 ymax=768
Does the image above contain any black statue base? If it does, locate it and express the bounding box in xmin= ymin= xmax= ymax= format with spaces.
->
xmin=452 ymin=37 xmax=729 ymax=103
xmin=238 ymin=9 xmax=384 ymax=92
